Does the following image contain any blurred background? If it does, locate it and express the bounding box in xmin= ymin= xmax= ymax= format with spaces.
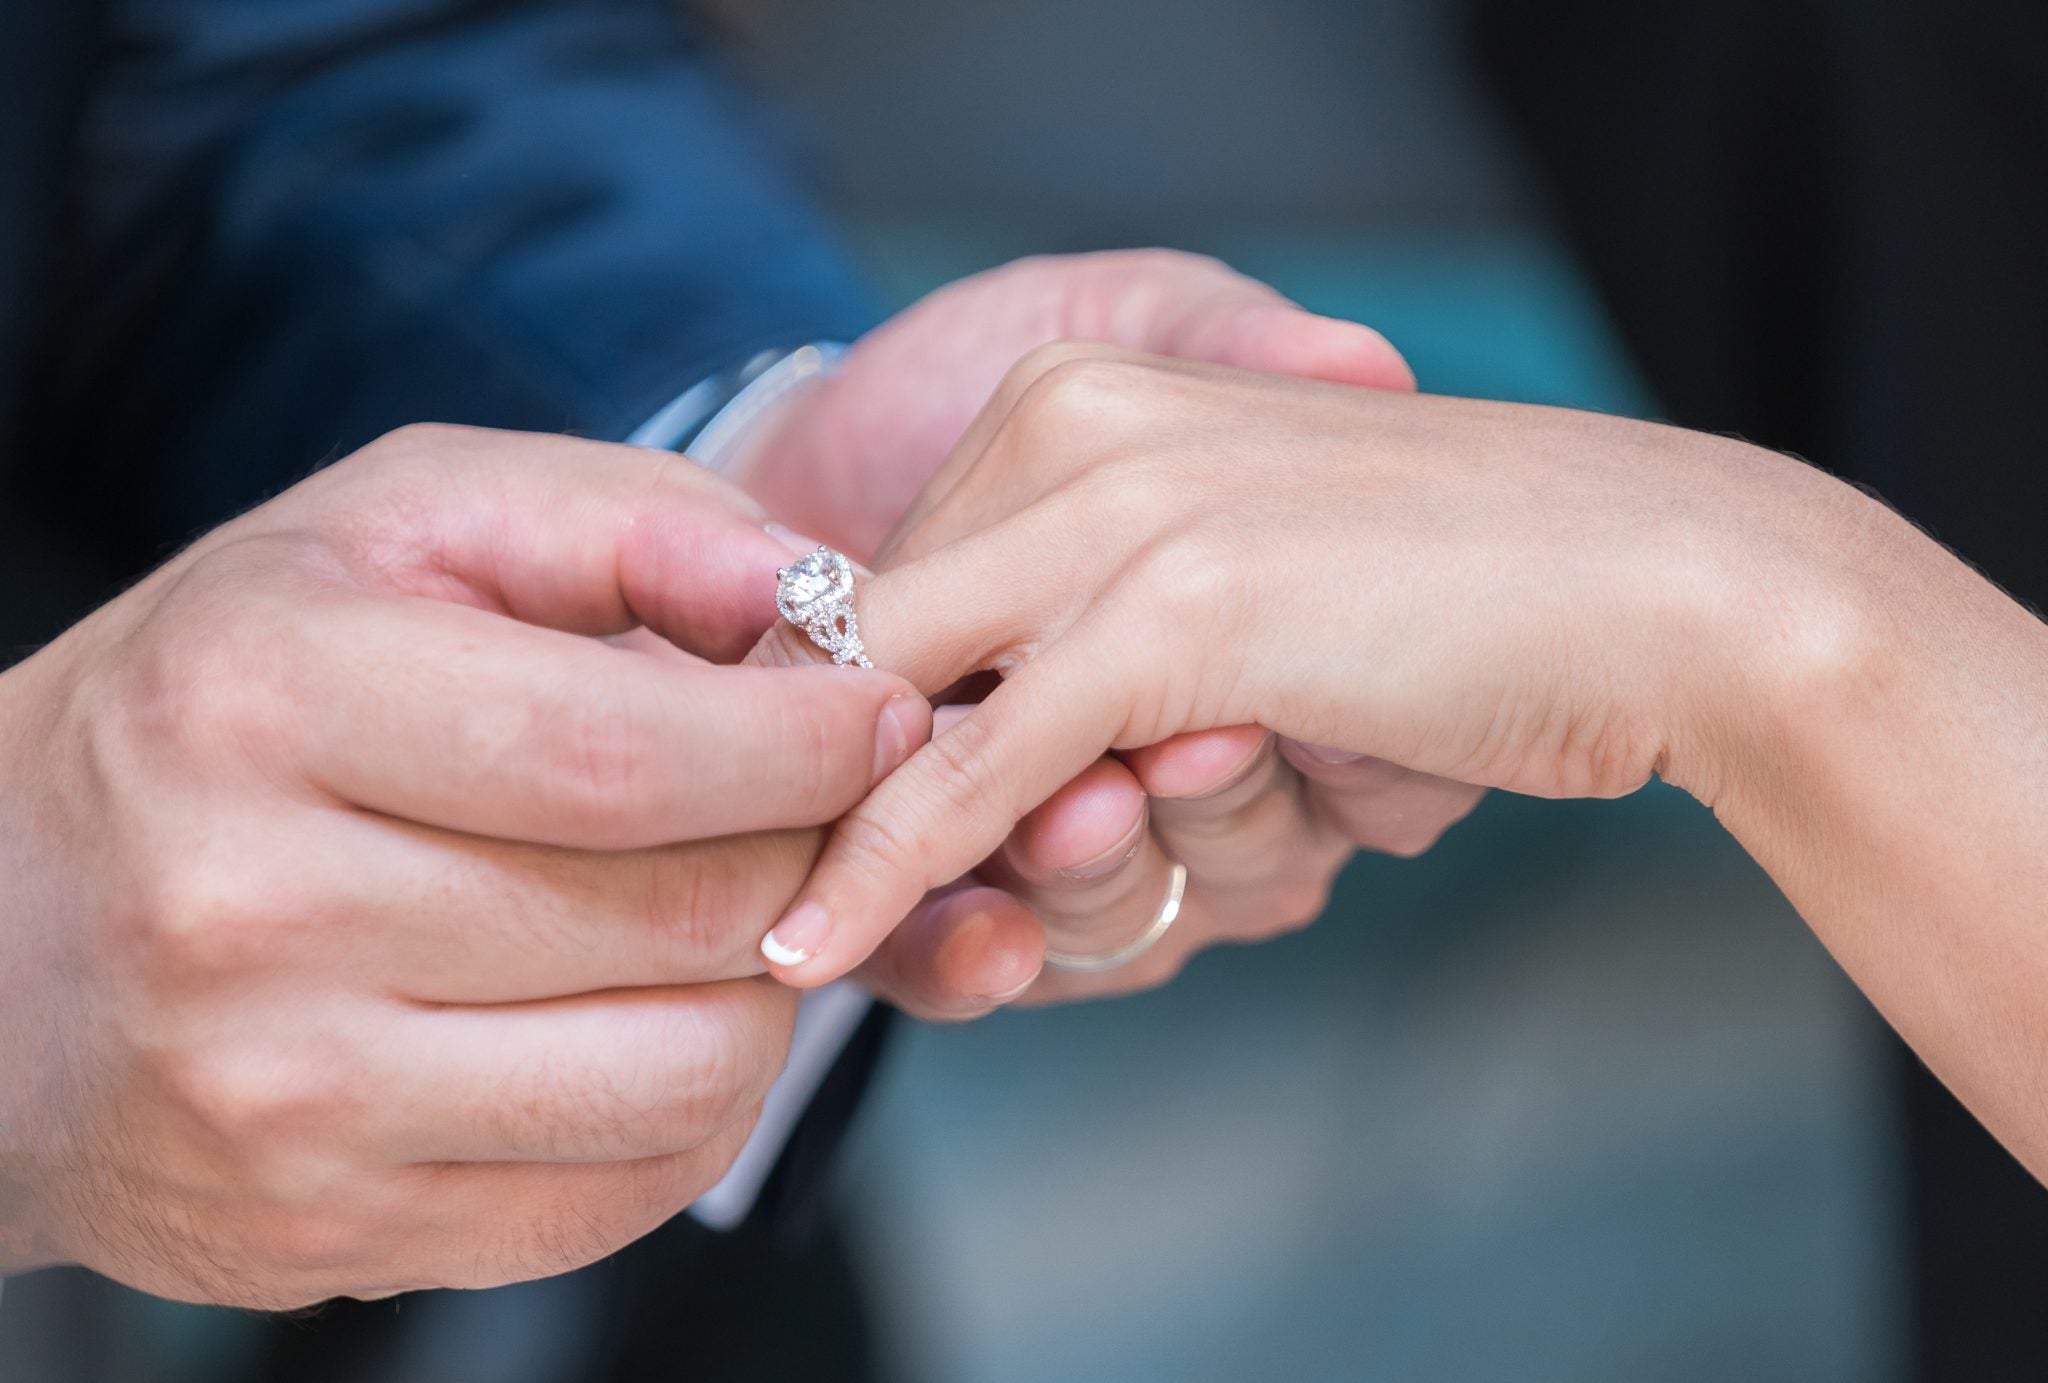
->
xmin=8 ymin=0 xmax=2044 ymax=1378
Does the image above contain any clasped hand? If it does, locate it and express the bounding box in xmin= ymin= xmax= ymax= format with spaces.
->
xmin=0 ymin=251 xmax=1433 ymax=1306
xmin=753 ymin=341 xmax=1859 ymax=997
xmin=0 ymin=426 xmax=936 ymax=1305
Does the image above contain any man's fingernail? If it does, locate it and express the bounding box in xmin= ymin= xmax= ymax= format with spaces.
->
xmin=1296 ymin=741 xmax=1366 ymax=766
xmin=765 ymin=522 xmax=826 ymax=556
xmin=1056 ymin=812 xmax=1147 ymax=881
xmin=762 ymin=903 xmax=830 ymax=968
xmin=1176 ymin=734 xmax=1276 ymax=800
xmin=983 ymin=971 xmax=1041 ymax=1005
xmin=874 ymin=694 xmax=925 ymax=781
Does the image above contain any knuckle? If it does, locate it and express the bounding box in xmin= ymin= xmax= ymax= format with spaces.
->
xmin=356 ymin=421 xmax=472 ymax=478
xmin=835 ymin=718 xmax=999 ymax=882
xmin=143 ymin=854 xmax=282 ymax=979
xmin=162 ymin=1043 xmax=329 ymax=1144
xmin=637 ymin=1119 xmax=758 ymax=1215
xmin=1106 ymin=245 xmax=1236 ymax=280
xmin=1009 ymin=353 xmax=1152 ymax=440
xmin=1002 ymin=339 xmax=1125 ymax=396
xmin=833 ymin=809 xmax=939 ymax=890
xmin=1059 ymin=457 xmax=1171 ymax=545
xmin=643 ymin=832 xmax=816 ymax=969
xmin=505 ymin=1057 xmax=663 ymax=1161
xmin=530 ymin=682 xmax=660 ymax=844
xmin=675 ymin=1011 xmax=772 ymax=1140
xmin=638 ymin=848 xmax=724 ymax=969
xmin=503 ymin=1001 xmax=778 ymax=1162
xmin=512 ymin=1129 xmax=756 ymax=1282
xmin=920 ymin=703 xmax=998 ymax=788
xmin=1131 ymin=538 xmax=1238 ymax=628
xmin=121 ymin=578 xmax=296 ymax=770
xmin=1115 ymin=540 xmax=1245 ymax=712
xmin=767 ymin=688 xmax=863 ymax=818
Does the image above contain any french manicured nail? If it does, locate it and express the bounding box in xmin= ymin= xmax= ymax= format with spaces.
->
xmin=1295 ymin=741 xmax=1367 ymax=766
xmin=874 ymin=693 xmax=925 ymax=781
xmin=761 ymin=902 xmax=830 ymax=968
xmin=1056 ymin=812 xmax=1147 ymax=881
xmin=765 ymin=522 xmax=826 ymax=556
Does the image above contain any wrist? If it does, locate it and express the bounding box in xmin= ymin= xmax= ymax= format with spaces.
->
xmin=1649 ymin=439 xmax=1906 ymax=814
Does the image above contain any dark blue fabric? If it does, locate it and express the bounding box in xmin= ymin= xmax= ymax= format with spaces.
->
xmin=32 ymin=0 xmax=881 ymax=549
xmin=0 ymin=0 xmax=103 ymax=487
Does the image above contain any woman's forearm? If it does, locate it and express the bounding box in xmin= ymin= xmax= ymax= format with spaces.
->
xmin=1683 ymin=482 xmax=2048 ymax=1175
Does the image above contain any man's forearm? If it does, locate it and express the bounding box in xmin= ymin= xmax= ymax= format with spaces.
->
xmin=50 ymin=0 xmax=882 ymax=545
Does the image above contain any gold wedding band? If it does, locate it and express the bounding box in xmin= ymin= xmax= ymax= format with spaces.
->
xmin=1044 ymin=861 xmax=1188 ymax=974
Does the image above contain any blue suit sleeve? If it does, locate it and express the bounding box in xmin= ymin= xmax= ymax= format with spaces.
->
xmin=51 ymin=0 xmax=882 ymax=539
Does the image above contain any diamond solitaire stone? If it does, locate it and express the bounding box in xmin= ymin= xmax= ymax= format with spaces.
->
xmin=777 ymin=549 xmax=846 ymax=613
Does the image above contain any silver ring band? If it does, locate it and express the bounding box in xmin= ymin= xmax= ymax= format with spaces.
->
xmin=1044 ymin=861 xmax=1187 ymax=973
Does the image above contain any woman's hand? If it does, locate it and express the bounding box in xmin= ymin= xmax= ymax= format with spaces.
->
xmin=750 ymin=344 xmax=1880 ymax=987
xmin=746 ymin=254 xmax=1465 ymax=1012
xmin=751 ymin=346 xmax=2048 ymax=1191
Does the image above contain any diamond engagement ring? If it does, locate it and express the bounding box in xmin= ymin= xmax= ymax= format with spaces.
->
xmin=776 ymin=546 xmax=873 ymax=669
xmin=1044 ymin=861 xmax=1188 ymax=973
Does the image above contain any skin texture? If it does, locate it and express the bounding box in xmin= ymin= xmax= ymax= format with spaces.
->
xmin=755 ymin=345 xmax=2048 ymax=1185
xmin=748 ymin=251 xmax=1481 ymax=1014
xmin=0 ymin=425 xmax=932 ymax=1306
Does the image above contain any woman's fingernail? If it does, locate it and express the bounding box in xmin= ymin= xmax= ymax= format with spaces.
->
xmin=765 ymin=522 xmax=826 ymax=556
xmin=762 ymin=903 xmax=830 ymax=968
xmin=1297 ymin=741 xmax=1367 ymax=766
xmin=1056 ymin=812 xmax=1148 ymax=881
xmin=932 ymin=703 xmax=974 ymax=736
xmin=874 ymin=694 xmax=926 ymax=781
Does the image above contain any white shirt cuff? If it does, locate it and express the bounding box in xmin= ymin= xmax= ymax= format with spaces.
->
xmin=688 ymin=982 xmax=873 ymax=1229
xmin=635 ymin=343 xmax=865 ymax=1231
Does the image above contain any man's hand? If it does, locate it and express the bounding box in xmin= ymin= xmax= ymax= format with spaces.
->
xmin=744 ymin=256 xmax=1473 ymax=1013
xmin=0 ymin=425 xmax=928 ymax=1307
